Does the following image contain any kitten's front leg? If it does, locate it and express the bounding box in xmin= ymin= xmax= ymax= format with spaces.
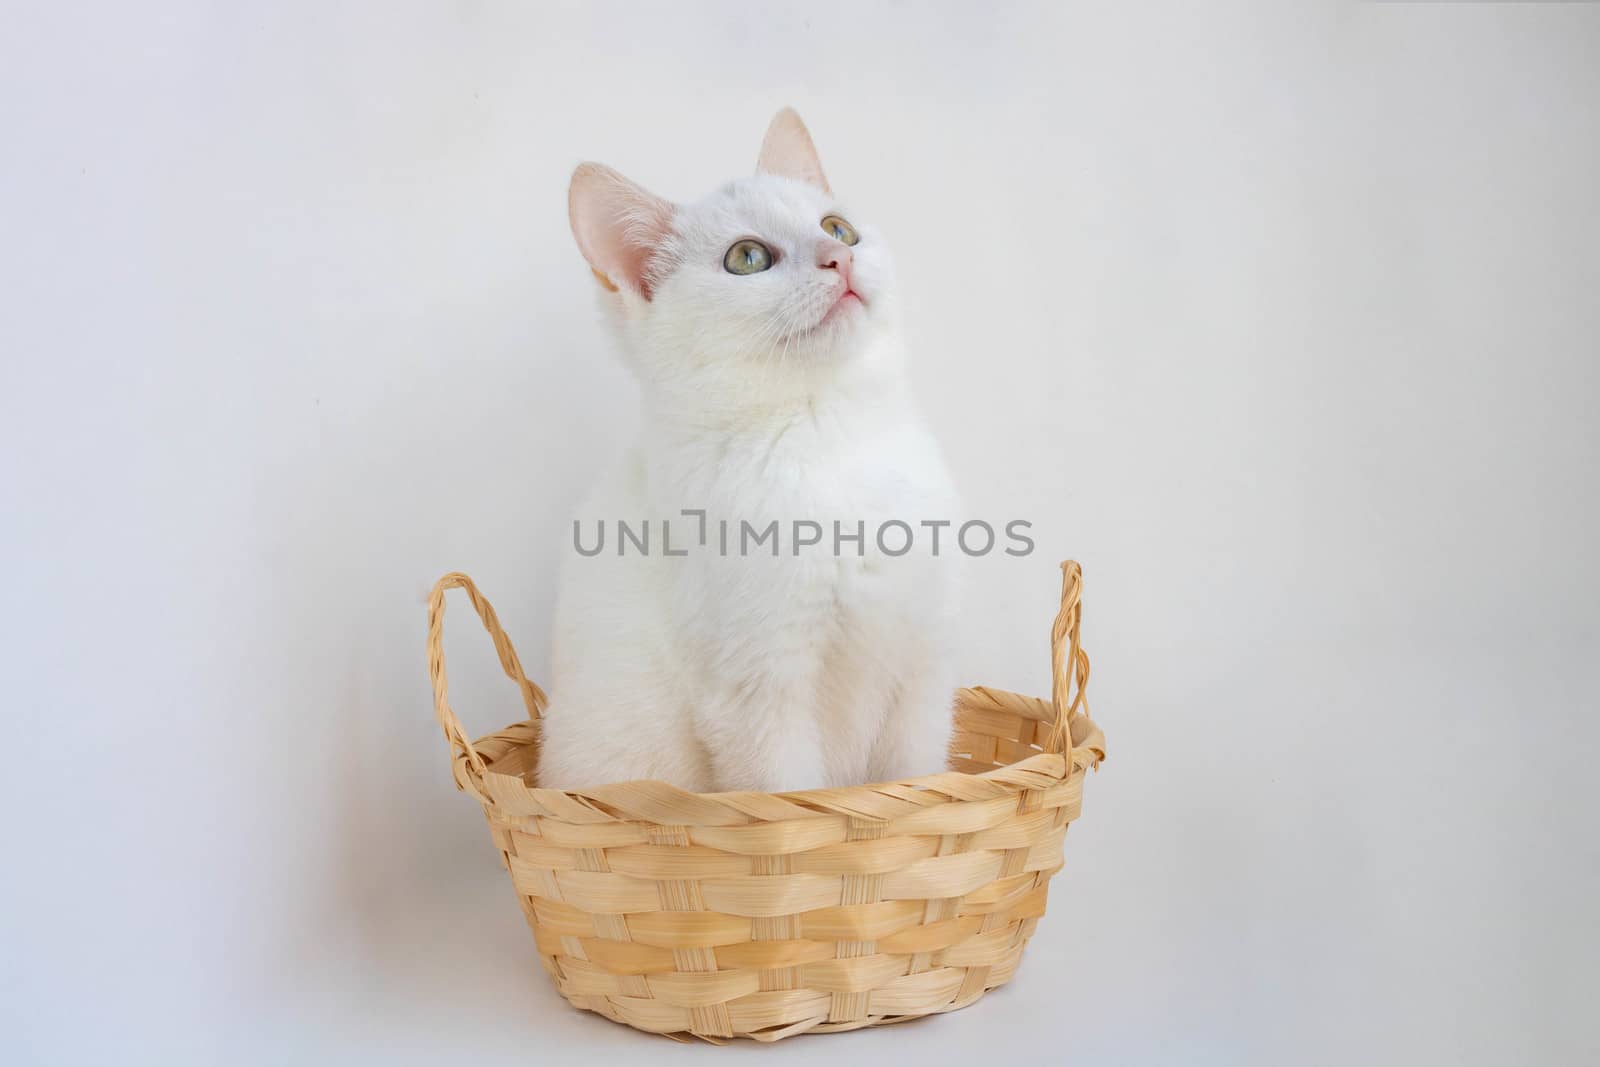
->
xmin=869 ymin=666 xmax=957 ymax=782
xmin=695 ymin=663 xmax=828 ymax=793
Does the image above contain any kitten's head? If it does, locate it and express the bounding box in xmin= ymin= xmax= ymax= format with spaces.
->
xmin=568 ymin=109 xmax=896 ymax=400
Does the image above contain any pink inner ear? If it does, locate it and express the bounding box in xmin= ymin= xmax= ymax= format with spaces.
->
xmin=757 ymin=107 xmax=831 ymax=195
xmin=568 ymin=163 xmax=676 ymax=299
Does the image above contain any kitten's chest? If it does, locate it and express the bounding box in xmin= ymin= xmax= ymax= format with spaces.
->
xmin=652 ymin=415 xmax=951 ymax=521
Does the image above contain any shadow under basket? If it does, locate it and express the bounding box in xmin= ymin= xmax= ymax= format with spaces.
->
xmin=425 ymin=561 xmax=1106 ymax=1043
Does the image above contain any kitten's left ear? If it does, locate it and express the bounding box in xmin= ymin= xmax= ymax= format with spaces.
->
xmin=757 ymin=107 xmax=831 ymax=195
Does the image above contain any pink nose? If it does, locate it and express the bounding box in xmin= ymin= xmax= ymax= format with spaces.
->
xmin=817 ymin=242 xmax=853 ymax=286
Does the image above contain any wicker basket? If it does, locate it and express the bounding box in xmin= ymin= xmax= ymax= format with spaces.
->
xmin=424 ymin=561 xmax=1105 ymax=1042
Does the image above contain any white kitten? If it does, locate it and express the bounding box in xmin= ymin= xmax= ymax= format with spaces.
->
xmin=538 ymin=109 xmax=959 ymax=793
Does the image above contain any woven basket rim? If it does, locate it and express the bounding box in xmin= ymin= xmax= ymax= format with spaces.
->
xmin=450 ymin=697 xmax=1104 ymax=826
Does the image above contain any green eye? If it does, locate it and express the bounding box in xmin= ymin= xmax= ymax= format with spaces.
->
xmin=821 ymin=214 xmax=859 ymax=246
xmin=724 ymin=239 xmax=774 ymax=275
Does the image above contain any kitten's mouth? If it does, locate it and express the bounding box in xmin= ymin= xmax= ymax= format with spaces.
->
xmin=820 ymin=288 xmax=864 ymax=327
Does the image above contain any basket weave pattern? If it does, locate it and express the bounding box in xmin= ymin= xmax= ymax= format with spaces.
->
xmin=425 ymin=562 xmax=1105 ymax=1042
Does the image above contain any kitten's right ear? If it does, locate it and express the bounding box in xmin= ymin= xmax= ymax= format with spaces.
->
xmin=568 ymin=163 xmax=676 ymax=300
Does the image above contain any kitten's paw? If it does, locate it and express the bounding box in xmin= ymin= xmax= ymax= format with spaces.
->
xmin=743 ymin=759 xmax=830 ymax=794
xmin=872 ymin=721 xmax=953 ymax=782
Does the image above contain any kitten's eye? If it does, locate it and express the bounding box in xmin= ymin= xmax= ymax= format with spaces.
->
xmin=820 ymin=215 xmax=859 ymax=246
xmin=724 ymin=239 xmax=774 ymax=275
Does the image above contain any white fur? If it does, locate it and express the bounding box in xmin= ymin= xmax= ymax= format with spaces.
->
xmin=540 ymin=115 xmax=958 ymax=793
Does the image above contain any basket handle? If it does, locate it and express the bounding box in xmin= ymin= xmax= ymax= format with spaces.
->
xmin=425 ymin=572 xmax=547 ymax=777
xmin=1046 ymin=560 xmax=1091 ymax=758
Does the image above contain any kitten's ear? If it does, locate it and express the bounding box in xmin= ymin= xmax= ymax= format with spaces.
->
xmin=568 ymin=163 xmax=676 ymax=299
xmin=756 ymin=107 xmax=831 ymax=195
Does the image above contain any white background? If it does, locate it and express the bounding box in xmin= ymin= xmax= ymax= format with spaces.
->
xmin=3 ymin=2 xmax=1596 ymax=1064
